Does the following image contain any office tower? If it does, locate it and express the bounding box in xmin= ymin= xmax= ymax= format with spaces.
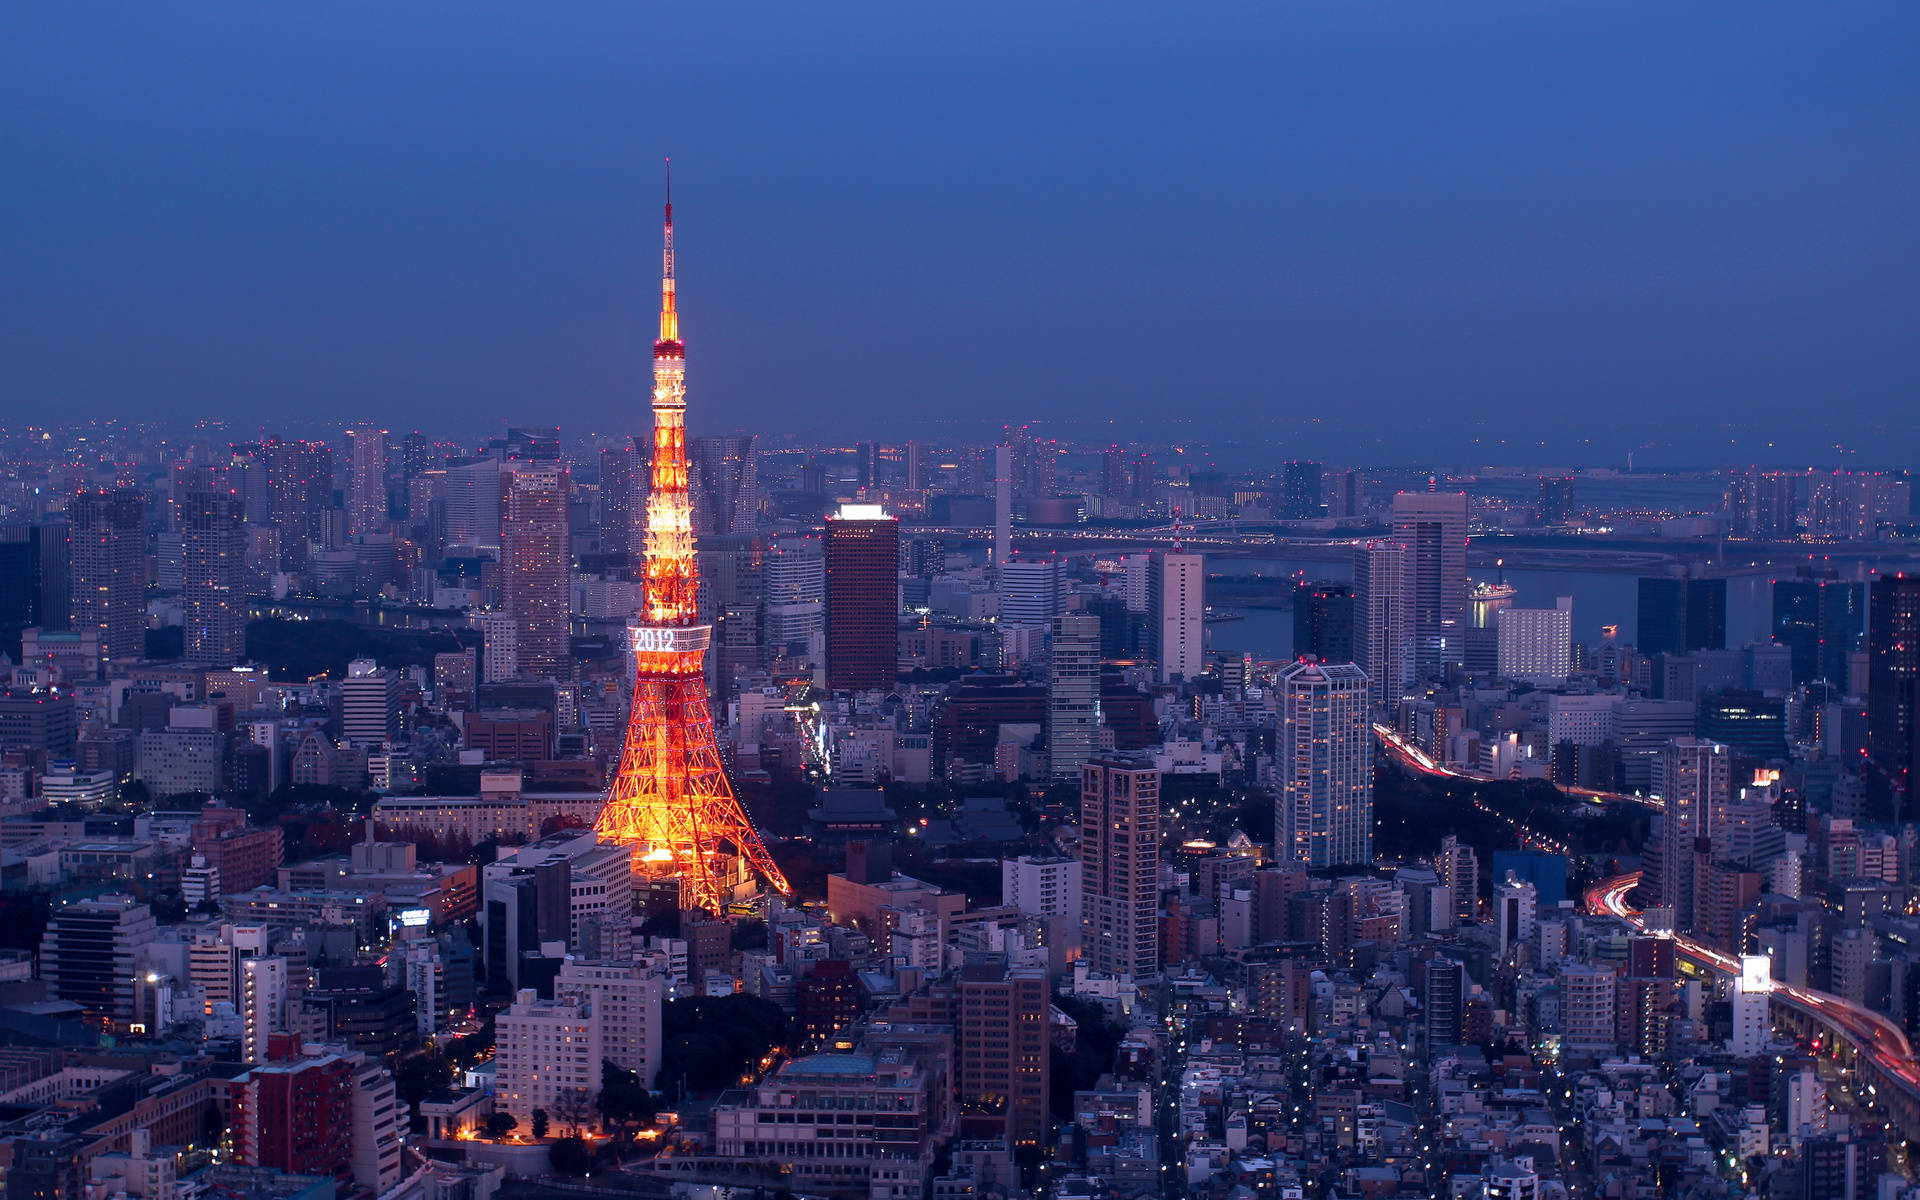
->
xmin=764 ymin=536 xmax=825 ymax=669
xmin=1292 ymin=581 xmax=1355 ymax=663
xmin=1869 ymin=574 xmax=1920 ymax=817
xmin=599 ymin=442 xmax=645 ymax=561
xmin=345 ymin=425 xmax=388 ymax=537
xmin=956 ymin=960 xmax=1052 ymax=1146
xmin=41 ymin=895 xmax=157 ymax=1029
xmin=341 ymin=658 xmax=400 ymax=748
xmin=993 ymin=445 xmax=1012 ymax=567
xmin=443 ymin=456 xmax=505 ymax=548
xmin=67 ymin=489 xmax=146 ymax=663
xmin=1655 ymin=738 xmax=1730 ymax=932
xmin=904 ymin=440 xmax=928 ymax=491
xmin=1148 ymin=551 xmax=1204 ymax=683
xmin=1275 ymin=660 xmax=1373 ymax=869
xmin=1080 ymin=757 xmax=1160 ymax=979
xmin=1637 ymin=575 xmax=1727 ymax=656
xmin=1437 ymin=834 xmax=1479 ymax=925
xmin=1281 ymin=460 xmax=1323 ymax=520
xmin=266 ymin=437 xmax=333 ymax=568
xmin=593 ymin=179 xmax=788 ymax=910
xmin=180 ymin=471 xmax=247 ymax=666
xmin=1773 ymin=575 xmax=1867 ymax=687
xmin=1495 ymin=597 xmax=1573 ymax=685
xmin=0 ymin=524 xmax=67 ymax=644
xmin=689 ymin=434 xmax=757 ymax=535
xmin=1494 ymin=874 xmax=1537 ymax=952
xmin=1000 ymin=557 xmax=1062 ymax=630
xmin=1049 ymin=612 xmax=1102 ymax=780
xmin=853 ymin=440 xmax=880 ymax=491
xmin=501 ymin=462 xmax=571 ymax=679
xmin=1353 ymin=540 xmax=1411 ymax=709
xmin=823 ymin=503 xmax=899 ymax=692
xmin=1538 ymin=475 xmax=1576 ymax=525
xmin=1391 ymin=491 xmax=1468 ymax=676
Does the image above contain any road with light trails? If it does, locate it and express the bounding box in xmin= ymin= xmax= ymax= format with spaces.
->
xmin=1587 ymin=871 xmax=1920 ymax=1106
xmin=1373 ymin=723 xmax=1664 ymax=813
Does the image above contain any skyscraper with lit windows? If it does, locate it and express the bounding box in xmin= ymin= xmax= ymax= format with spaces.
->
xmin=501 ymin=462 xmax=571 ymax=679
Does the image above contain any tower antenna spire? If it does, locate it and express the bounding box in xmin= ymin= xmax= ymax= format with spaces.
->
xmin=658 ymin=157 xmax=678 ymax=345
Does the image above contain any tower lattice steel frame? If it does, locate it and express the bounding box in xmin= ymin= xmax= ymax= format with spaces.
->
xmin=594 ymin=164 xmax=790 ymax=911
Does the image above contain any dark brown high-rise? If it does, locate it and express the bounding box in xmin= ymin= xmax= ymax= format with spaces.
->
xmin=823 ymin=504 xmax=898 ymax=692
xmin=69 ymin=488 xmax=147 ymax=663
xmin=1869 ymin=573 xmax=1920 ymax=820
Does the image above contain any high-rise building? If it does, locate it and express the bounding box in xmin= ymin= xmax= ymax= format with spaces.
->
xmin=501 ymin=462 xmax=571 ymax=679
xmin=227 ymin=1041 xmax=355 ymax=1177
xmin=1732 ymin=954 xmax=1772 ymax=1056
xmin=68 ymin=488 xmax=146 ymax=663
xmin=690 ymin=435 xmax=757 ymax=535
xmin=493 ymin=988 xmax=600 ymax=1126
xmin=999 ymin=557 xmax=1062 ymax=630
xmin=823 ymin=504 xmax=899 ymax=692
xmin=1637 ymin=576 xmax=1726 ymax=657
xmin=1353 ymin=539 xmax=1411 ymax=710
xmin=1437 ymin=834 xmax=1479 ymax=925
xmin=267 ymin=437 xmax=333 ymax=568
xmin=1494 ymin=874 xmax=1537 ymax=952
xmin=1559 ymin=961 xmax=1618 ymax=1054
xmin=1282 ymin=460 xmax=1323 ymax=520
xmin=1292 ymin=581 xmax=1355 ymax=663
xmin=241 ymin=955 xmax=288 ymax=1064
xmin=345 ymin=426 xmax=388 ymax=537
xmin=1048 ymin=611 xmax=1102 ymax=781
xmin=1537 ymin=475 xmax=1576 ymax=525
xmin=1869 ymin=574 xmax=1920 ymax=818
xmin=179 ymin=470 xmax=247 ymax=666
xmin=40 ymin=894 xmax=157 ymax=1030
xmin=443 ymin=457 xmax=504 ymax=549
xmin=1391 ymin=491 xmax=1468 ymax=676
xmin=1724 ymin=468 xmax=1799 ymax=540
xmin=552 ymin=958 xmax=666 ymax=1088
xmin=1080 ymin=757 xmax=1160 ymax=979
xmin=1495 ymin=597 xmax=1573 ymax=686
xmin=341 ymin=658 xmax=400 ymax=748
xmin=1276 ymin=660 xmax=1373 ymax=869
xmin=1148 ymin=551 xmax=1204 ymax=683
xmin=764 ymin=536 xmax=825 ymax=670
xmin=599 ymin=442 xmax=645 ymax=562
xmin=1772 ymin=575 xmax=1866 ymax=687
xmin=952 ymin=960 xmax=1051 ymax=1146
xmin=1654 ymin=737 xmax=1730 ymax=932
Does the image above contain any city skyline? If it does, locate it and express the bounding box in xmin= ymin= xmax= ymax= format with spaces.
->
xmin=4 ymin=5 xmax=1917 ymax=461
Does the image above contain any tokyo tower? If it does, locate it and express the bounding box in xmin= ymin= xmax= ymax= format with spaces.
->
xmin=594 ymin=163 xmax=790 ymax=912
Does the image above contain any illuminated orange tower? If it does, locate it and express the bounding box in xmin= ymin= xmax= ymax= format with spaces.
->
xmin=594 ymin=163 xmax=790 ymax=911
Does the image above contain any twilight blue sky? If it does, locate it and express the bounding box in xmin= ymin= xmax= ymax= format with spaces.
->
xmin=2 ymin=2 xmax=1915 ymax=465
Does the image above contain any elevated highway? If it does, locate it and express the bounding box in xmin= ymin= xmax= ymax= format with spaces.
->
xmin=1587 ymin=872 xmax=1920 ymax=1140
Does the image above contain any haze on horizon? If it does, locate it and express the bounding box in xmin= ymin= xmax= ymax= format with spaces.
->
xmin=2 ymin=2 xmax=1915 ymax=465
